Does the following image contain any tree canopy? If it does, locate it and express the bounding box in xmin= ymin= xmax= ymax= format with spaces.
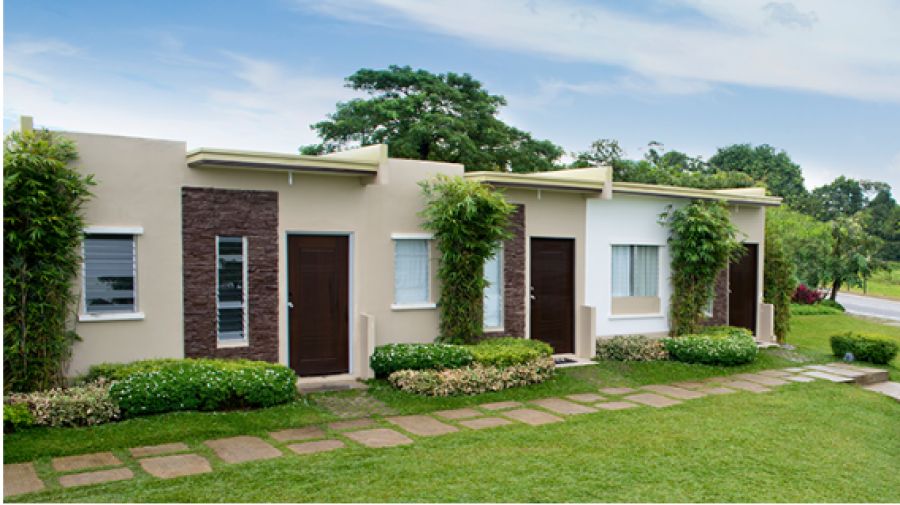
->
xmin=301 ymin=66 xmax=563 ymax=172
xmin=708 ymin=144 xmax=807 ymax=206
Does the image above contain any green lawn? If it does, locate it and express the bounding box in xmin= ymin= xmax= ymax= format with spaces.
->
xmin=847 ymin=261 xmax=900 ymax=300
xmin=5 ymin=312 xmax=900 ymax=502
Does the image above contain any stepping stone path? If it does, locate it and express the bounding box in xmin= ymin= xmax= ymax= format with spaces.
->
xmin=459 ymin=417 xmax=513 ymax=430
xmin=269 ymin=426 xmax=326 ymax=442
xmin=327 ymin=418 xmax=376 ymax=430
xmin=624 ymin=393 xmax=682 ymax=408
xmin=4 ymin=463 xmax=44 ymax=497
xmin=434 ymin=408 xmax=482 ymax=420
xmin=58 ymin=468 xmax=133 ymax=488
xmin=139 ymin=454 xmax=212 ymax=479
xmin=52 ymin=451 xmax=122 ymax=472
xmin=7 ymin=361 xmax=894 ymax=499
xmin=480 ymin=401 xmax=523 ymax=411
xmin=387 ymin=415 xmax=458 ymax=436
xmin=642 ymin=385 xmax=706 ymax=400
xmin=205 ymin=436 xmax=282 ymax=464
xmin=287 ymin=440 xmax=345 ymax=455
xmin=130 ymin=442 xmax=190 ymax=458
xmin=531 ymin=398 xmax=597 ymax=415
xmin=503 ymin=408 xmax=564 ymax=426
xmin=344 ymin=428 xmax=414 ymax=448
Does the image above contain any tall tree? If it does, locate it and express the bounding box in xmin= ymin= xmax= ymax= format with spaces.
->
xmin=708 ymin=144 xmax=807 ymax=206
xmin=766 ymin=207 xmax=833 ymax=287
xmin=825 ymin=215 xmax=882 ymax=300
xmin=301 ymin=66 xmax=564 ymax=172
xmin=809 ymin=176 xmax=866 ymax=221
xmin=570 ymin=138 xmax=624 ymax=167
xmin=862 ymin=187 xmax=900 ymax=260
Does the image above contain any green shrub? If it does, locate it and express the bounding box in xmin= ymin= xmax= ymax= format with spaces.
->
xmin=830 ymin=333 xmax=898 ymax=365
xmin=790 ymin=303 xmax=843 ymax=315
xmin=819 ymin=299 xmax=845 ymax=312
xmin=82 ymin=359 xmax=184 ymax=382
xmin=109 ymin=359 xmax=297 ymax=417
xmin=370 ymin=344 xmax=474 ymax=378
xmin=470 ymin=338 xmax=552 ymax=367
xmin=388 ymin=356 xmax=555 ymax=396
xmin=699 ymin=325 xmax=754 ymax=339
xmin=595 ymin=335 xmax=668 ymax=361
xmin=663 ymin=333 xmax=758 ymax=366
xmin=7 ymin=380 xmax=119 ymax=427
xmin=3 ymin=402 xmax=34 ymax=433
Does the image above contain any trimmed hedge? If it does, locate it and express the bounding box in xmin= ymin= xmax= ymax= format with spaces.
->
xmin=830 ymin=333 xmax=898 ymax=365
xmin=699 ymin=325 xmax=753 ymax=339
xmin=790 ymin=303 xmax=844 ymax=316
xmin=663 ymin=333 xmax=758 ymax=366
xmin=471 ymin=338 xmax=553 ymax=367
xmin=388 ymin=356 xmax=555 ymax=396
xmin=6 ymin=379 xmax=119 ymax=428
xmin=370 ymin=344 xmax=474 ymax=378
xmin=108 ymin=359 xmax=297 ymax=417
xmin=595 ymin=335 xmax=668 ymax=362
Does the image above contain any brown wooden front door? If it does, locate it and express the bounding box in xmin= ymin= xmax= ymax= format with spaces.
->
xmin=288 ymin=235 xmax=349 ymax=376
xmin=530 ymin=238 xmax=575 ymax=354
xmin=728 ymin=243 xmax=758 ymax=334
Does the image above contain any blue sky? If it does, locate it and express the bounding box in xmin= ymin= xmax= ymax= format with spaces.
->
xmin=4 ymin=0 xmax=900 ymax=191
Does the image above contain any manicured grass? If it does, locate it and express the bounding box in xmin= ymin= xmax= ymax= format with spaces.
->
xmin=789 ymin=313 xmax=900 ymax=372
xmin=10 ymin=383 xmax=900 ymax=503
xmin=847 ymin=261 xmax=900 ymax=300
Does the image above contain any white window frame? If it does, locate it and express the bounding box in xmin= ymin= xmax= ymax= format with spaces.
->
xmin=216 ymin=235 xmax=249 ymax=347
xmin=483 ymin=245 xmax=504 ymax=331
xmin=391 ymin=233 xmax=436 ymax=310
xmin=79 ymin=227 xmax=144 ymax=322
xmin=611 ymin=244 xmax=660 ymax=298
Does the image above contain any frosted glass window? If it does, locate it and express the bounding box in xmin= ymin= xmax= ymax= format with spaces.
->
xmin=483 ymin=247 xmax=503 ymax=329
xmin=394 ymin=239 xmax=430 ymax=304
xmin=611 ymin=245 xmax=659 ymax=297
xmin=84 ymin=234 xmax=136 ymax=313
xmin=217 ymin=236 xmax=247 ymax=342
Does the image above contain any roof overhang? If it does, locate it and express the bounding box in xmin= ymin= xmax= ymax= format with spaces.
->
xmin=613 ymin=182 xmax=782 ymax=206
xmin=185 ymin=145 xmax=384 ymax=177
xmin=464 ymin=166 xmax=610 ymax=196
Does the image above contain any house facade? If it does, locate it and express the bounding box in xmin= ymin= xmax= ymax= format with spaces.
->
xmin=60 ymin=126 xmax=780 ymax=379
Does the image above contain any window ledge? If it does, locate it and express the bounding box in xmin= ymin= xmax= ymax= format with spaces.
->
xmin=608 ymin=313 xmax=665 ymax=320
xmin=217 ymin=340 xmax=249 ymax=349
xmin=79 ymin=312 xmax=145 ymax=323
xmin=391 ymin=303 xmax=437 ymax=311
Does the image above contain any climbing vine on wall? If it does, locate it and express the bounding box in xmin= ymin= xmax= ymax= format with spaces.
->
xmin=4 ymin=129 xmax=94 ymax=392
xmin=661 ymin=200 xmax=743 ymax=336
xmin=420 ymin=175 xmax=514 ymax=344
xmin=764 ymin=215 xmax=795 ymax=343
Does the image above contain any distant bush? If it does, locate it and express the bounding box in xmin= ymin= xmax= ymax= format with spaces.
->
xmin=819 ymin=299 xmax=845 ymax=312
xmin=3 ymin=402 xmax=34 ymax=433
xmin=388 ymin=357 xmax=555 ymax=396
xmin=792 ymin=284 xmax=826 ymax=304
xmin=370 ymin=344 xmax=474 ymax=378
xmin=6 ymin=380 xmax=119 ymax=428
xmin=471 ymin=338 xmax=552 ymax=367
xmin=791 ymin=304 xmax=843 ymax=315
xmin=830 ymin=333 xmax=898 ymax=365
xmin=663 ymin=333 xmax=758 ymax=366
xmin=109 ymin=359 xmax=297 ymax=417
xmin=699 ymin=325 xmax=754 ymax=339
xmin=595 ymin=335 xmax=668 ymax=362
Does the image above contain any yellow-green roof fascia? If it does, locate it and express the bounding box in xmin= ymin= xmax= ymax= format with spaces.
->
xmin=463 ymin=171 xmax=606 ymax=195
xmin=186 ymin=147 xmax=380 ymax=176
xmin=613 ymin=181 xmax=782 ymax=206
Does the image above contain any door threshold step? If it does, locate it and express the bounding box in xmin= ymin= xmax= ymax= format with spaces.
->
xmin=296 ymin=376 xmax=367 ymax=394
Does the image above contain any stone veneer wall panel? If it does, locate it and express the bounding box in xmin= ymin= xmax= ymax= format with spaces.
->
xmin=485 ymin=204 xmax=526 ymax=339
xmin=703 ymin=268 xmax=730 ymax=327
xmin=182 ymin=187 xmax=279 ymax=361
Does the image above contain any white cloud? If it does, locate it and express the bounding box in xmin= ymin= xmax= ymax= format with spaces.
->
xmin=299 ymin=0 xmax=900 ymax=102
xmin=3 ymin=39 xmax=356 ymax=152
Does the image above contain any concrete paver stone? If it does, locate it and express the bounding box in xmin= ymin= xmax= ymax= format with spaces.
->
xmin=52 ymin=452 xmax=122 ymax=472
xmin=785 ymin=375 xmax=816 ymax=383
xmin=4 ymin=463 xmax=45 ymax=497
xmin=599 ymin=387 xmax=637 ymax=395
xmin=733 ymin=373 xmax=789 ymax=387
xmin=479 ymin=401 xmax=523 ymax=411
xmin=343 ymin=428 xmax=414 ymax=448
xmin=595 ymin=401 xmax=639 ymax=411
xmin=757 ymin=370 xmax=793 ymax=378
xmin=139 ymin=454 xmax=212 ymax=479
xmin=205 ymin=436 xmax=282 ymax=464
xmin=641 ymin=385 xmax=706 ymax=400
xmin=386 ymin=415 xmax=458 ymax=436
xmin=129 ymin=442 xmax=190 ymax=458
xmin=671 ymin=381 xmax=706 ymax=389
xmin=459 ymin=417 xmax=513 ymax=430
xmin=287 ymin=440 xmax=346 ymax=455
xmin=530 ymin=398 xmax=597 ymax=415
xmin=702 ymin=387 xmax=737 ymax=395
xmin=58 ymin=468 xmax=133 ymax=488
xmin=327 ymin=418 xmax=376 ymax=431
xmin=722 ymin=380 xmax=771 ymax=393
xmin=269 ymin=426 xmax=326 ymax=442
xmin=801 ymin=371 xmax=854 ymax=383
xmin=624 ymin=393 xmax=682 ymax=408
xmin=503 ymin=408 xmax=565 ymax=426
xmin=863 ymin=381 xmax=900 ymax=402
xmin=565 ymin=393 xmax=605 ymax=403
xmin=434 ymin=408 xmax=482 ymax=420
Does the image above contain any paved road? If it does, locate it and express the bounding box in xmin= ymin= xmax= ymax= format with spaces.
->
xmin=835 ymin=292 xmax=900 ymax=322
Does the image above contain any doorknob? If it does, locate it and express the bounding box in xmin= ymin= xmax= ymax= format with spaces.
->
xmin=530 ymin=295 xmax=536 ymax=301
xmin=288 ymin=301 xmax=294 ymax=309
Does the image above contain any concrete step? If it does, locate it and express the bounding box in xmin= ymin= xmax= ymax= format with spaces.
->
xmin=815 ymin=363 xmax=890 ymax=385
